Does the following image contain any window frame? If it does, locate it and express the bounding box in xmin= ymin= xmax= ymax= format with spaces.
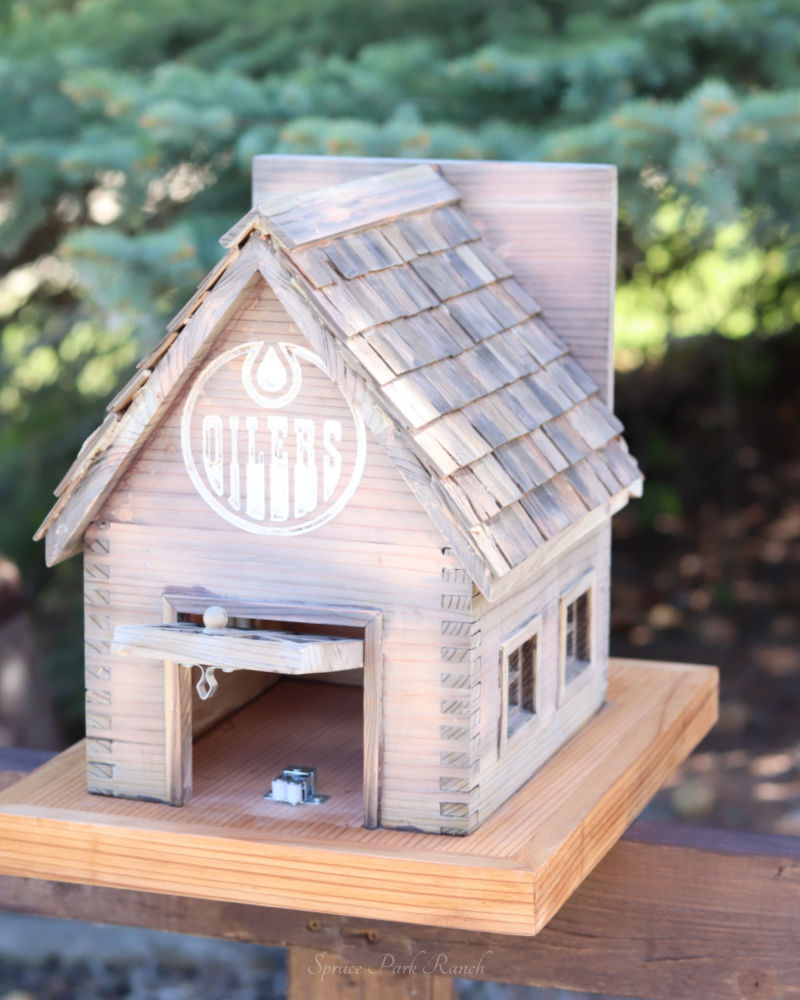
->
xmin=498 ymin=614 xmax=542 ymax=754
xmin=557 ymin=571 xmax=595 ymax=706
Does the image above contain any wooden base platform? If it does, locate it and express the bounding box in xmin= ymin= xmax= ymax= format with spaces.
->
xmin=0 ymin=658 xmax=716 ymax=936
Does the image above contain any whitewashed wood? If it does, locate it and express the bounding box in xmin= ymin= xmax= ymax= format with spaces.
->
xmin=250 ymin=164 xmax=459 ymax=249
xmin=164 ymin=590 xmax=379 ymax=630
xmin=473 ymin=523 xmax=610 ymax=825
xmin=113 ymin=623 xmax=364 ymax=674
xmin=162 ymin=594 xmax=192 ymax=804
xmin=38 ymin=243 xmax=265 ymax=565
xmin=362 ymin=614 xmax=383 ymax=829
xmin=485 ymin=491 xmax=630 ymax=603
xmin=83 ymin=523 xmax=173 ymax=801
xmin=92 ymin=284 xmax=465 ymax=832
xmin=41 ymin=163 xmax=641 ymax=835
xmin=253 ymin=156 xmax=617 ymax=404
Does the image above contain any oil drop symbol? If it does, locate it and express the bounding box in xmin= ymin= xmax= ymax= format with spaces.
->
xmin=257 ymin=346 xmax=287 ymax=393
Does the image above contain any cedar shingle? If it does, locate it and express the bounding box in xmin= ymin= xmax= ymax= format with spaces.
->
xmin=379 ymin=220 xmax=418 ymax=262
xmin=459 ymin=342 xmax=517 ymax=396
xmin=451 ymin=466 xmax=502 ymax=521
xmin=559 ymin=353 xmax=599 ymax=396
xmin=484 ymin=502 xmax=544 ymax=567
xmin=464 ymin=391 xmax=534 ymax=447
xmin=324 ymin=238 xmax=370 ymax=280
xmin=411 ymin=252 xmax=472 ymax=300
xmin=563 ymin=458 xmax=612 ymax=509
xmin=597 ymin=438 xmax=641 ymax=488
xmin=478 ymin=283 xmax=530 ymax=330
xmin=289 ymin=245 xmax=337 ymax=287
xmin=513 ymin=317 xmax=567 ymax=365
xmin=547 ymin=356 xmax=591 ymax=406
xmin=562 ymin=398 xmax=615 ymax=451
xmin=447 ymin=245 xmax=495 ymax=290
xmin=396 ymin=214 xmax=453 ymax=254
xmin=584 ymin=449 xmax=623 ymax=493
xmin=503 ymin=279 xmax=541 ymax=317
xmin=468 ymin=453 xmax=523 ymax=509
xmin=495 ymin=437 xmax=555 ymax=493
xmin=408 ymin=361 xmax=482 ymax=414
xmin=543 ymin=415 xmax=592 ymax=465
xmin=530 ymin=427 xmax=571 ymax=473
xmin=484 ymin=328 xmax=540 ymax=376
xmin=469 ymin=239 xmax=514 ymax=279
xmin=415 ymin=411 xmax=492 ymax=472
xmin=446 ymin=290 xmax=506 ymax=341
xmin=519 ymin=481 xmax=574 ymax=539
xmin=496 ymin=380 xmax=552 ymax=430
xmin=428 ymin=205 xmax=481 ymax=244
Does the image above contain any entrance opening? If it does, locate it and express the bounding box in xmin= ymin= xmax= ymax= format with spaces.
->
xmin=157 ymin=588 xmax=381 ymax=827
xmin=189 ymin=669 xmax=366 ymax=830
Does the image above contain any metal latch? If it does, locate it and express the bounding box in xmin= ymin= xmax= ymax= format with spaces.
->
xmin=265 ymin=765 xmax=329 ymax=806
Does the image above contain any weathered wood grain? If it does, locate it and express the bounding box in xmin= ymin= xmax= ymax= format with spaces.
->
xmin=252 ymin=243 xmax=496 ymax=595
xmin=361 ymin=614 xmax=383 ymax=830
xmin=112 ymin=623 xmax=364 ymax=675
xmin=86 ymin=284 xmax=458 ymax=828
xmin=253 ymin=164 xmax=459 ymax=250
xmin=253 ymin=156 xmax=617 ymax=404
xmin=37 ymin=241 xmax=265 ymax=565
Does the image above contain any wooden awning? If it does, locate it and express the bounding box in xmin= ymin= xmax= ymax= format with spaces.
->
xmin=112 ymin=622 xmax=363 ymax=675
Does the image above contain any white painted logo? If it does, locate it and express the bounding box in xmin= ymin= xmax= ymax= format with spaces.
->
xmin=181 ymin=341 xmax=366 ymax=534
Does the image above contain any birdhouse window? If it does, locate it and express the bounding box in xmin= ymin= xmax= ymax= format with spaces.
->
xmin=559 ymin=574 xmax=595 ymax=701
xmin=499 ymin=616 xmax=541 ymax=750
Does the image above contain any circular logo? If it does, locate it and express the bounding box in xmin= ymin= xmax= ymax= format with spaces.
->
xmin=181 ymin=341 xmax=367 ymax=535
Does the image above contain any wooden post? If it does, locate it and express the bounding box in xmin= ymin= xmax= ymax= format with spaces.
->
xmin=288 ymin=947 xmax=453 ymax=999
xmin=162 ymin=594 xmax=192 ymax=805
xmin=362 ymin=614 xmax=382 ymax=828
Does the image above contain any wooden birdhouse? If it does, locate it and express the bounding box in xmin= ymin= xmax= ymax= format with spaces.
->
xmin=11 ymin=158 xmax=716 ymax=934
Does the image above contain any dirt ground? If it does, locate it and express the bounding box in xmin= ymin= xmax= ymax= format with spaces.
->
xmin=610 ymin=329 xmax=800 ymax=834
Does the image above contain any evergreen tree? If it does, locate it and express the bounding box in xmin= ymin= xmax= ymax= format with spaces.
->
xmin=1 ymin=0 xmax=798 ymax=731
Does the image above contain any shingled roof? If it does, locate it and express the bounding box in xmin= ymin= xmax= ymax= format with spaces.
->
xmin=37 ymin=163 xmax=641 ymax=596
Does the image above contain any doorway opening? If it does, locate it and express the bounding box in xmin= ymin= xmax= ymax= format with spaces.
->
xmin=160 ymin=588 xmax=381 ymax=827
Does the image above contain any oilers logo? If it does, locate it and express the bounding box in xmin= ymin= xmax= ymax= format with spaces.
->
xmin=181 ymin=341 xmax=367 ymax=535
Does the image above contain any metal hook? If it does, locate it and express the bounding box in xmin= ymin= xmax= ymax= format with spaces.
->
xmin=195 ymin=665 xmax=219 ymax=701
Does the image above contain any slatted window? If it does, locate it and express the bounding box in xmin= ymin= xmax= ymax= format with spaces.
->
xmin=500 ymin=618 xmax=541 ymax=749
xmin=506 ymin=635 xmax=537 ymax=737
xmin=564 ymin=588 xmax=592 ymax=686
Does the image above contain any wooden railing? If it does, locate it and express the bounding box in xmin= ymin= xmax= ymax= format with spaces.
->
xmin=1 ymin=748 xmax=798 ymax=999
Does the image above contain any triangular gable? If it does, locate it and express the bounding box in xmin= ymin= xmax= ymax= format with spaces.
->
xmin=37 ymin=164 xmax=642 ymax=598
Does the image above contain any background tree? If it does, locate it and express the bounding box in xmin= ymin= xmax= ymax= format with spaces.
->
xmin=1 ymin=0 xmax=798 ymax=735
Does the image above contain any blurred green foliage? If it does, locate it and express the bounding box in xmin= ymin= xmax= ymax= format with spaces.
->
xmin=1 ymin=0 xmax=799 ymax=735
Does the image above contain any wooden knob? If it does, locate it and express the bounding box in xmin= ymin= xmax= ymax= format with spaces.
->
xmin=203 ymin=605 xmax=228 ymax=630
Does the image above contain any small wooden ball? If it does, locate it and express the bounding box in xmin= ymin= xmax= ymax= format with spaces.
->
xmin=203 ymin=605 xmax=228 ymax=630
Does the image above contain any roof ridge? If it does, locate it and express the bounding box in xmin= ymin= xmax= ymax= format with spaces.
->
xmin=221 ymin=164 xmax=459 ymax=251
